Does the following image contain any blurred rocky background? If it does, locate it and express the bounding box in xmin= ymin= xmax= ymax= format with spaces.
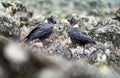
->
xmin=0 ymin=0 xmax=120 ymax=78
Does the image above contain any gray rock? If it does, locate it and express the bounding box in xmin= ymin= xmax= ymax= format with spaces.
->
xmin=88 ymin=18 xmax=120 ymax=48
xmin=0 ymin=15 xmax=20 ymax=39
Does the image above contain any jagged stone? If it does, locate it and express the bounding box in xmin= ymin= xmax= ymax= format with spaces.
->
xmin=88 ymin=18 xmax=120 ymax=48
xmin=0 ymin=15 xmax=20 ymax=39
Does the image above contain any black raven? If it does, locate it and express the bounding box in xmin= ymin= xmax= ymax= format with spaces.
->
xmin=67 ymin=16 xmax=95 ymax=53
xmin=24 ymin=16 xmax=56 ymax=45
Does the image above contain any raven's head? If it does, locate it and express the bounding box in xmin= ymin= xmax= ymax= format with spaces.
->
xmin=46 ymin=14 xmax=58 ymax=24
xmin=67 ymin=14 xmax=79 ymax=26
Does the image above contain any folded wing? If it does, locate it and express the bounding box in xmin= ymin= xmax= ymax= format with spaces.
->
xmin=24 ymin=23 xmax=53 ymax=43
xmin=69 ymin=28 xmax=95 ymax=45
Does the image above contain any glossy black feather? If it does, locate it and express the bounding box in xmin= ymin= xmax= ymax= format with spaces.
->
xmin=68 ymin=27 xmax=95 ymax=46
xmin=24 ymin=23 xmax=53 ymax=43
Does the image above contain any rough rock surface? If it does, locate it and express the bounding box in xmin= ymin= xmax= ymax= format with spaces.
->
xmin=0 ymin=1 xmax=33 ymax=39
xmin=87 ymin=17 xmax=120 ymax=48
xmin=0 ymin=1 xmax=120 ymax=78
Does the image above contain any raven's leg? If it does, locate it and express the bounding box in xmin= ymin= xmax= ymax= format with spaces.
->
xmin=81 ymin=45 xmax=86 ymax=58
xmin=69 ymin=43 xmax=77 ymax=48
xmin=83 ymin=45 xmax=86 ymax=56
xmin=84 ymin=45 xmax=86 ymax=54
xmin=41 ymin=39 xmax=48 ymax=46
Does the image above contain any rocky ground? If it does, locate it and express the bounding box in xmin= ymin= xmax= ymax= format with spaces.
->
xmin=0 ymin=0 xmax=120 ymax=78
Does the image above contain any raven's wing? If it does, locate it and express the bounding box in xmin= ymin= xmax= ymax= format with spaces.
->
xmin=69 ymin=28 xmax=95 ymax=44
xmin=27 ymin=23 xmax=43 ymax=36
xmin=25 ymin=23 xmax=53 ymax=42
xmin=81 ymin=31 xmax=87 ymax=35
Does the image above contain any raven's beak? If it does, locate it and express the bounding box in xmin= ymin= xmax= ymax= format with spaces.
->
xmin=53 ymin=21 xmax=56 ymax=24
xmin=52 ymin=18 xmax=57 ymax=24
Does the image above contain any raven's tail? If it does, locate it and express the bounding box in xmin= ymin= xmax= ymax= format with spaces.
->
xmin=22 ymin=37 xmax=31 ymax=43
xmin=23 ymin=38 xmax=28 ymax=42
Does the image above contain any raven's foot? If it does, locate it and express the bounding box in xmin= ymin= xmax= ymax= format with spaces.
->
xmin=42 ymin=41 xmax=50 ymax=47
xmin=69 ymin=44 xmax=77 ymax=48
xmin=41 ymin=39 xmax=50 ymax=47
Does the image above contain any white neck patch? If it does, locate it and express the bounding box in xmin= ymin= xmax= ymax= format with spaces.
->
xmin=73 ymin=24 xmax=79 ymax=28
xmin=44 ymin=19 xmax=48 ymax=23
